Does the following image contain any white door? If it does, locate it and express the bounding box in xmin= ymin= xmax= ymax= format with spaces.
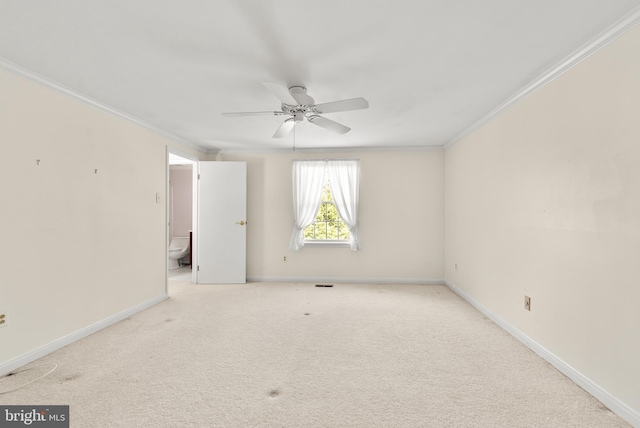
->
xmin=197 ymin=161 xmax=247 ymax=284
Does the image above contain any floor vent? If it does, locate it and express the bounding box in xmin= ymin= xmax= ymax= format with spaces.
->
xmin=315 ymin=284 xmax=334 ymax=288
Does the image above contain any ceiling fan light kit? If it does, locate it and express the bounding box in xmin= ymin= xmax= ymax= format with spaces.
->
xmin=222 ymin=83 xmax=369 ymax=138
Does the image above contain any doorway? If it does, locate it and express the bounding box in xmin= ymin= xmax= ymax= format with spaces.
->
xmin=165 ymin=151 xmax=248 ymax=290
xmin=166 ymin=148 xmax=198 ymax=293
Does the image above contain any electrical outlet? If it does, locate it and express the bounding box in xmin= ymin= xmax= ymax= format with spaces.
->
xmin=455 ymin=263 xmax=458 ymax=270
xmin=0 ymin=313 xmax=6 ymax=328
xmin=283 ymin=256 xmax=287 ymax=262
xmin=524 ymin=296 xmax=531 ymax=311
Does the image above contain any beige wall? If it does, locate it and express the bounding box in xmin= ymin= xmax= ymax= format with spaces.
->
xmin=0 ymin=68 xmax=203 ymax=370
xmin=445 ymin=25 xmax=640 ymax=417
xmin=220 ymin=149 xmax=444 ymax=282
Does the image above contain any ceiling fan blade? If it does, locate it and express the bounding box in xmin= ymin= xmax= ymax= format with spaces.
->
xmin=221 ymin=111 xmax=283 ymax=117
xmin=314 ymin=97 xmax=369 ymax=114
xmin=263 ymin=82 xmax=298 ymax=105
xmin=308 ymin=115 xmax=350 ymax=134
xmin=289 ymin=86 xmax=315 ymax=106
xmin=273 ymin=118 xmax=295 ymax=138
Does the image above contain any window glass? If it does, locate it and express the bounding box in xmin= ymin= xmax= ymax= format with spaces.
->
xmin=303 ymin=180 xmax=350 ymax=241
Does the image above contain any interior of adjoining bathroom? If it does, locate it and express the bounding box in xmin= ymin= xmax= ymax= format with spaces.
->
xmin=168 ymin=153 xmax=195 ymax=281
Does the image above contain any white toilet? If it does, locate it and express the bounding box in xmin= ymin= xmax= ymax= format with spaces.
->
xmin=168 ymin=237 xmax=190 ymax=270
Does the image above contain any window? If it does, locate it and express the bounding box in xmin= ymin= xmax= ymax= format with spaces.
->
xmin=289 ymin=159 xmax=360 ymax=251
xmin=303 ymin=178 xmax=351 ymax=242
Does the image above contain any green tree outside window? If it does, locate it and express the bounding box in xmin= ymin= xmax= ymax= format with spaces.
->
xmin=303 ymin=181 xmax=350 ymax=241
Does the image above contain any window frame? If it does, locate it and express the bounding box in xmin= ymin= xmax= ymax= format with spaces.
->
xmin=289 ymin=158 xmax=359 ymax=251
xmin=303 ymin=177 xmax=351 ymax=246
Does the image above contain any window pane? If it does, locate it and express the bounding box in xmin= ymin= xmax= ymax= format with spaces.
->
xmin=315 ymin=222 xmax=328 ymax=239
xmin=304 ymin=177 xmax=350 ymax=242
xmin=326 ymin=202 xmax=339 ymax=222
xmin=303 ymin=223 xmax=315 ymax=239
xmin=319 ymin=203 xmax=328 ymax=221
xmin=328 ymin=222 xmax=339 ymax=239
xmin=338 ymin=223 xmax=350 ymax=240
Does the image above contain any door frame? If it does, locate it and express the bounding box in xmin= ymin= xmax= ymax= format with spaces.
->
xmin=166 ymin=147 xmax=200 ymax=294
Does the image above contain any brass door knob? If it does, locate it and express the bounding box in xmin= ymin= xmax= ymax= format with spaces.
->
xmin=236 ymin=220 xmax=246 ymax=226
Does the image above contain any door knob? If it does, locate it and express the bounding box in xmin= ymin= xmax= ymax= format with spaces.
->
xmin=236 ymin=220 xmax=246 ymax=226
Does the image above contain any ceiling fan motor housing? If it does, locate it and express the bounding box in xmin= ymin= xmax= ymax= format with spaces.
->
xmin=282 ymin=104 xmax=316 ymax=118
xmin=281 ymin=86 xmax=316 ymax=121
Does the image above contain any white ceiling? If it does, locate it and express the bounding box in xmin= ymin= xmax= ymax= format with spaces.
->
xmin=1 ymin=1 xmax=639 ymax=152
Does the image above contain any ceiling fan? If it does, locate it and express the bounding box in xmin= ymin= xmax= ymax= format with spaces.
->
xmin=222 ymin=83 xmax=369 ymax=138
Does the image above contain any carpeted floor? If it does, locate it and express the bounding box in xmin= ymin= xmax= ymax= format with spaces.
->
xmin=0 ymin=280 xmax=630 ymax=427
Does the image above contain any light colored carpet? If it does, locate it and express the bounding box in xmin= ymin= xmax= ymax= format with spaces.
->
xmin=0 ymin=281 xmax=630 ymax=427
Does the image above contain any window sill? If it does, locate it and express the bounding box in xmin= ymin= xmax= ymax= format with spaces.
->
xmin=303 ymin=240 xmax=350 ymax=247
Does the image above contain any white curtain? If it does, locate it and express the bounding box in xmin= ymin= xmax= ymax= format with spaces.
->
xmin=289 ymin=160 xmax=327 ymax=250
xmin=327 ymin=160 xmax=360 ymax=251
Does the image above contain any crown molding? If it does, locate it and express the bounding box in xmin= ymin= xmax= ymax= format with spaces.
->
xmin=217 ymin=144 xmax=444 ymax=155
xmin=0 ymin=57 xmax=205 ymax=152
xmin=444 ymin=5 xmax=640 ymax=149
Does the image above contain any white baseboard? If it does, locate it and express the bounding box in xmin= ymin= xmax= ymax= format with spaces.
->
xmin=445 ymin=280 xmax=640 ymax=427
xmin=247 ymin=276 xmax=445 ymax=285
xmin=0 ymin=294 xmax=168 ymax=377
